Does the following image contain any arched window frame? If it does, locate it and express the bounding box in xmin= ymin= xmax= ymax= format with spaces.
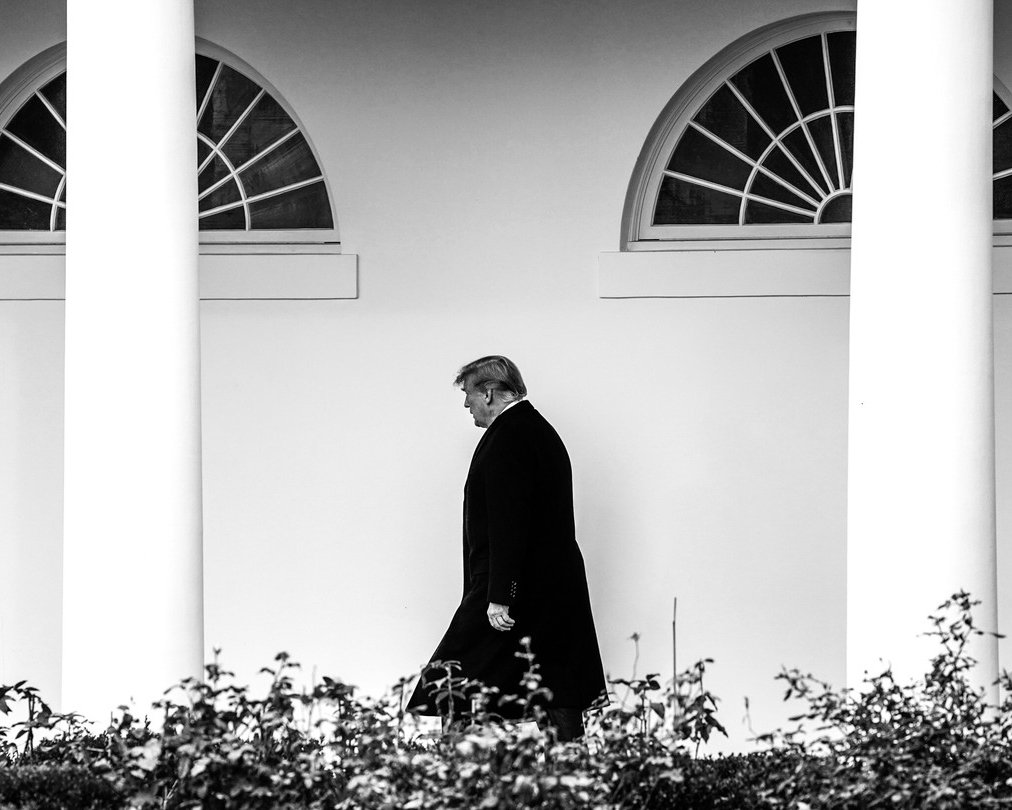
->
xmin=599 ymin=11 xmax=1012 ymax=298
xmin=0 ymin=38 xmax=340 ymax=250
xmin=623 ymin=12 xmax=855 ymax=249
xmin=622 ymin=11 xmax=1012 ymax=251
xmin=0 ymin=42 xmax=65 ymax=246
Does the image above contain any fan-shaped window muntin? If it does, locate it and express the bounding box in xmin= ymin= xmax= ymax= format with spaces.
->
xmin=667 ymin=108 xmax=853 ymax=225
xmin=655 ymin=29 xmax=855 ymax=230
xmin=194 ymin=56 xmax=332 ymax=231
xmin=630 ymin=13 xmax=1012 ymax=245
xmin=992 ymin=92 xmax=1012 ymax=217
xmin=0 ymin=45 xmax=335 ymax=235
xmin=0 ymin=72 xmax=66 ymax=231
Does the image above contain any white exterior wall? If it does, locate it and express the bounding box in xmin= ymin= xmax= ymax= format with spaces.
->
xmin=0 ymin=7 xmax=67 ymax=707
xmin=0 ymin=301 xmax=63 ymax=703
xmin=2 ymin=0 xmax=1011 ymax=751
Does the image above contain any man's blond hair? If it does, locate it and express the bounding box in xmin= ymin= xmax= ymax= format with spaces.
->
xmin=454 ymin=355 xmax=527 ymax=400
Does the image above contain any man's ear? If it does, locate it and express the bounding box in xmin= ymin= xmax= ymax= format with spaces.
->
xmin=483 ymin=388 xmax=494 ymax=404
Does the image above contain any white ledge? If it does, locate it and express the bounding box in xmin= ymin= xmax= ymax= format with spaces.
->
xmin=0 ymin=253 xmax=358 ymax=300
xmin=600 ymin=247 xmax=1012 ymax=298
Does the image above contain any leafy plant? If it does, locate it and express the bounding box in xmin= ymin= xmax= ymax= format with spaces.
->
xmin=760 ymin=590 xmax=1012 ymax=809
xmin=0 ymin=592 xmax=1007 ymax=809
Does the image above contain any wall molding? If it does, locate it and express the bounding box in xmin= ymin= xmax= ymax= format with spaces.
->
xmin=0 ymin=253 xmax=358 ymax=300
xmin=599 ymin=248 xmax=1012 ymax=298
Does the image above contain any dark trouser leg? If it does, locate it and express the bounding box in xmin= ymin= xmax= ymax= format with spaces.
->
xmin=538 ymin=707 xmax=585 ymax=742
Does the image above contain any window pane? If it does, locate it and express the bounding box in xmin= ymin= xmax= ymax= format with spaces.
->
xmin=249 ymin=180 xmax=333 ymax=229
xmin=806 ymin=115 xmax=839 ymax=190
xmin=781 ymin=128 xmax=828 ymax=195
xmin=836 ymin=111 xmax=854 ymax=189
xmin=199 ymin=206 xmax=247 ymax=230
xmin=744 ymin=199 xmax=812 ymax=224
xmin=994 ymin=175 xmax=1012 ymax=219
xmin=819 ymin=193 xmax=852 ymax=223
xmin=40 ymin=73 xmax=66 ymax=123
xmin=994 ymin=92 xmax=1009 ymax=121
xmin=693 ymin=83 xmax=771 ymax=161
xmin=667 ymin=126 xmax=752 ymax=191
xmin=827 ymin=31 xmax=855 ymax=106
xmin=200 ymin=179 xmax=242 ymax=212
xmin=195 ymin=55 xmax=218 ymax=113
xmin=0 ymin=135 xmax=62 ymax=198
xmin=995 ymin=118 xmax=1012 ymax=175
xmin=760 ymin=144 xmax=818 ymax=198
xmin=198 ymin=155 xmax=232 ymax=194
xmin=730 ymin=53 xmax=797 ymax=135
xmin=654 ymin=175 xmax=740 ymax=225
xmin=7 ymin=94 xmax=65 ymax=167
xmin=198 ymin=64 xmax=260 ymax=144
xmin=197 ymin=139 xmax=212 ymax=165
xmin=775 ymin=35 xmax=828 ymax=117
xmin=0 ymin=187 xmax=52 ymax=229
xmin=221 ymin=93 xmax=297 ymax=169
xmin=55 ymin=206 xmax=65 ymax=230
xmin=239 ymin=132 xmax=322 ymax=198
xmin=749 ymin=170 xmax=816 ymax=211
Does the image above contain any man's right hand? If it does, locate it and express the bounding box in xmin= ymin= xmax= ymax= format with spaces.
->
xmin=487 ymin=602 xmax=515 ymax=632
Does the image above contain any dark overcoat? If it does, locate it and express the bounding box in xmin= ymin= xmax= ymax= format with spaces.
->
xmin=408 ymin=400 xmax=606 ymax=716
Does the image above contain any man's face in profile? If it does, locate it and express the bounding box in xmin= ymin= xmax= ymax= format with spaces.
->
xmin=463 ymin=384 xmax=494 ymax=429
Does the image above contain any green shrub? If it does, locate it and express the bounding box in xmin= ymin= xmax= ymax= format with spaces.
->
xmin=0 ymin=592 xmax=1006 ymax=809
xmin=758 ymin=591 xmax=1012 ymax=809
xmin=0 ymin=763 xmax=123 ymax=809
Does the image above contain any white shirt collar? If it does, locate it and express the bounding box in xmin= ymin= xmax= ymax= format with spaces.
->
xmin=498 ymin=398 xmax=523 ymax=417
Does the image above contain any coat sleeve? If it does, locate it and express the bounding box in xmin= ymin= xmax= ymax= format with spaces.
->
xmin=482 ymin=439 xmax=533 ymax=607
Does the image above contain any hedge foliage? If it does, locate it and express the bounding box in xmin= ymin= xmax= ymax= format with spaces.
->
xmin=1 ymin=592 xmax=1011 ymax=809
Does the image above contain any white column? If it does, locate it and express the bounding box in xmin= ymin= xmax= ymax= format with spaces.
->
xmin=63 ymin=1 xmax=203 ymax=721
xmin=848 ymin=1 xmax=997 ymax=693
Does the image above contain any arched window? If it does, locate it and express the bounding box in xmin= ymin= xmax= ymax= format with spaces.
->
xmin=0 ymin=69 xmax=65 ymax=231
xmin=194 ymin=53 xmax=332 ymax=232
xmin=623 ymin=12 xmax=1011 ymax=248
xmin=656 ymin=28 xmax=854 ymax=228
xmin=0 ymin=41 xmax=336 ymax=239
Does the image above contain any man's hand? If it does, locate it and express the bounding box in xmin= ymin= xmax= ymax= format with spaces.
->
xmin=487 ymin=602 xmax=515 ymax=632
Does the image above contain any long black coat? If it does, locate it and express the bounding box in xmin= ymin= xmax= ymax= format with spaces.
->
xmin=408 ymin=401 xmax=606 ymax=716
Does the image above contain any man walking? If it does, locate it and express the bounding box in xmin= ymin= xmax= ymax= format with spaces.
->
xmin=408 ymin=356 xmax=606 ymax=741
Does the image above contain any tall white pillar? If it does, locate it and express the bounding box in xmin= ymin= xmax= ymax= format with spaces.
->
xmin=63 ymin=1 xmax=203 ymax=721
xmin=848 ymin=1 xmax=997 ymax=693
